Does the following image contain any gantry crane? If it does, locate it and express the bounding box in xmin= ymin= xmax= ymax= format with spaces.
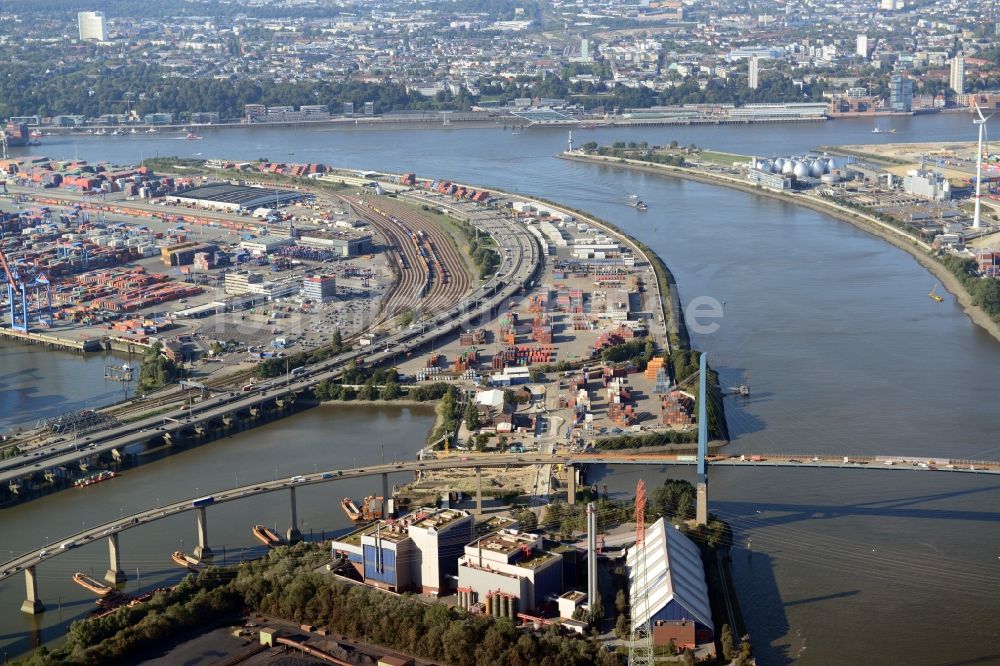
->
xmin=0 ymin=247 xmax=52 ymax=332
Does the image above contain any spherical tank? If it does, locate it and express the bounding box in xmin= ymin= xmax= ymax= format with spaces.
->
xmin=774 ymin=157 xmax=787 ymax=173
xmin=781 ymin=160 xmax=796 ymax=175
xmin=793 ymin=161 xmax=811 ymax=179
xmin=809 ymin=159 xmax=825 ymax=177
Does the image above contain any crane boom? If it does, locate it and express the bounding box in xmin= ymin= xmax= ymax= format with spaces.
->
xmin=0 ymin=247 xmax=19 ymax=290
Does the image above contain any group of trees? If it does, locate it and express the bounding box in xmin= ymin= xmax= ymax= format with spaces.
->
xmin=138 ymin=340 xmax=180 ymax=393
xmin=940 ymin=255 xmax=1000 ymax=320
xmin=255 ymin=331 xmax=343 ymax=379
xmin=429 ymin=384 xmax=463 ymax=445
xmin=599 ymin=336 xmax=657 ymax=368
xmin=19 ymin=540 xmax=618 ymax=666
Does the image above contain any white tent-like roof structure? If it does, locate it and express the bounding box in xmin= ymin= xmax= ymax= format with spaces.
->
xmin=626 ymin=517 xmax=714 ymax=632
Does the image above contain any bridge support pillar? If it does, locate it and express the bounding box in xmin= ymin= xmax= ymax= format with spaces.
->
xmin=475 ymin=466 xmax=483 ymax=515
xmin=20 ymin=566 xmax=44 ymax=615
xmin=104 ymin=532 xmax=127 ymax=584
xmin=286 ymin=487 xmax=302 ymax=544
xmin=696 ymin=482 xmax=708 ymax=526
xmin=565 ymin=465 xmax=577 ymax=505
xmin=194 ymin=506 xmax=213 ymax=559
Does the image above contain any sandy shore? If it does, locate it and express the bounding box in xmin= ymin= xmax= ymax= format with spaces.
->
xmin=560 ymin=152 xmax=1000 ymax=344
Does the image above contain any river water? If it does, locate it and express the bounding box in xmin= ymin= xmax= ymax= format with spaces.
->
xmin=2 ymin=114 xmax=999 ymax=664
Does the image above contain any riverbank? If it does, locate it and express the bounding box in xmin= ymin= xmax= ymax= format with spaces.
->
xmin=560 ymin=151 xmax=1000 ymax=345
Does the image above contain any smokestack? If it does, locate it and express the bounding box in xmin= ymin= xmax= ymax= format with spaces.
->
xmin=587 ymin=502 xmax=597 ymax=607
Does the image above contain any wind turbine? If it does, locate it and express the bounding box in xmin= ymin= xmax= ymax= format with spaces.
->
xmin=973 ymin=103 xmax=993 ymax=229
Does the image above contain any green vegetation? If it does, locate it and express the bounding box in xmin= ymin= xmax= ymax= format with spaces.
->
xmin=18 ymin=541 xmax=617 ymax=666
xmin=429 ymin=385 xmax=463 ymax=446
xmin=599 ymin=336 xmax=656 ymax=369
xmin=255 ymin=331 xmax=345 ymax=378
xmin=425 ymin=205 xmax=501 ymax=280
xmin=940 ymin=255 xmax=1000 ymax=320
xmin=137 ymin=341 xmax=180 ymax=393
xmin=595 ymin=429 xmax=697 ymax=448
xmin=16 ymin=567 xmax=243 ymax=665
xmin=140 ymin=156 xmax=208 ymax=173
xmin=670 ymin=350 xmax=728 ymax=441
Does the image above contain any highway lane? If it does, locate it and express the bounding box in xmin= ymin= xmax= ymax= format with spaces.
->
xmin=3 ymin=450 xmax=999 ymax=583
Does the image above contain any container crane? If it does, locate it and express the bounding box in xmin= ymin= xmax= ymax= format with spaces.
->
xmin=0 ymin=247 xmax=53 ymax=331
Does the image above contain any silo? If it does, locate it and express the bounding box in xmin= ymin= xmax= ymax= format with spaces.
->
xmin=484 ymin=592 xmax=492 ymax=615
xmin=781 ymin=160 xmax=796 ymax=175
xmin=809 ymin=159 xmax=825 ymax=178
xmin=823 ymin=157 xmax=835 ymax=174
xmin=492 ymin=593 xmax=502 ymax=617
xmin=793 ymin=161 xmax=810 ymax=179
xmin=775 ymin=157 xmax=788 ymax=173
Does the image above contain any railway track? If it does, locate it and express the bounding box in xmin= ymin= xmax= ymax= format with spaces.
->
xmin=350 ymin=195 xmax=472 ymax=316
xmin=341 ymin=195 xmax=472 ymax=321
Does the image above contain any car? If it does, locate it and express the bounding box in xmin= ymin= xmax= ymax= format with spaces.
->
xmin=38 ymin=550 xmax=49 ymax=558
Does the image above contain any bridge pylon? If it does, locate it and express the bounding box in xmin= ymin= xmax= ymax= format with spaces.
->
xmin=105 ymin=532 xmax=127 ymax=584
xmin=286 ymin=486 xmax=302 ymax=544
xmin=696 ymin=352 xmax=708 ymax=526
xmin=20 ymin=566 xmax=44 ymax=615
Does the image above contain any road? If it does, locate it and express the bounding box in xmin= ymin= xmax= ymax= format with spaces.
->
xmin=3 ymin=450 xmax=997 ymax=582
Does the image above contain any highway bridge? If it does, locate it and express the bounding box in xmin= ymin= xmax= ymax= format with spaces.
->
xmin=0 ymin=200 xmax=542 ymax=494
xmin=2 ymin=450 xmax=998 ymax=613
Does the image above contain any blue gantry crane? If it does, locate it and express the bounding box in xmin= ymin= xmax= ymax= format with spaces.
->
xmin=0 ymin=247 xmax=52 ymax=332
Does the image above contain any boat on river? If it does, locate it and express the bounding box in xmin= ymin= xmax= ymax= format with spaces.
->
xmin=929 ymin=284 xmax=943 ymax=302
xmin=341 ymin=496 xmax=384 ymax=523
xmin=171 ymin=551 xmax=203 ymax=571
xmin=73 ymin=572 xmax=114 ymax=596
xmin=252 ymin=524 xmax=284 ymax=548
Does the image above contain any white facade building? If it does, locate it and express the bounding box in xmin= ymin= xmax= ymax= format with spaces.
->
xmin=78 ymin=11 xmax=107 ymax=41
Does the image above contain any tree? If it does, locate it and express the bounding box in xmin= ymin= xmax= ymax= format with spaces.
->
xmin=138 ymin=340 xmax=179 ymax=392
xmin=721 ymin=624 xmax=736 ymax=662
xmin=614 ymin=614 xmax=630 ymax=639
xmin=381 ymin=380 xmax=402 ymax=400
xmin=516 ymin=508 xmax=538 ymax=531
xmin=358 ymin=379 xmax=378 ymax=401
xmin=615 ymin=589 xmax=628 ymax=615
xmin=464 ymin=400 xmax=480 ymax=431
xmin=331 ymin=329 xmax=343 ymax=352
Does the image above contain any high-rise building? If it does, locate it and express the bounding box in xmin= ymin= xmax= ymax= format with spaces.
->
xmin=580 ymin=38 xmax=591 ymax=62
xmin=78 ymin=11 xmax=107 ymax=41
xmin=856 ymin=34 xmax=868 ymax=58
xmin=748 ymin=56 xmax=760 ymax=90
xmin=950 ymin=55 xmax=965 ymax=95
xmin=890 ymin=74 xmax=913 ymax=112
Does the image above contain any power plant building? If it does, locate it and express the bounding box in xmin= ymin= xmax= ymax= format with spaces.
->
xmin=329 ymin=508 xmax=473 ymax=595
xmin=627 ymin=518 xmax=714 ymax=647
xmin=456 ymin=529 xmax=564 ymax=614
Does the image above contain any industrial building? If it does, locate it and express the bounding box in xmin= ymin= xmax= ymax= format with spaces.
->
xmin=627 ymin=518 xmax=714 ymax=649
xmin=296 ymin=230 xmax=373 ymax=257
xmin=223 ymin=270 xmax=298 ymax=299
xmin=166 ymin=184 xmax=306 ymax=212
xmin=330 ymin=508 xmax=473 ymax=595
xmin=302 ymin=274 xmax=336 ymax=302
xmin=904 ymin=166 xmax=951 ymax=201
xmin=456 ymin=529 xmax=564 ymax=615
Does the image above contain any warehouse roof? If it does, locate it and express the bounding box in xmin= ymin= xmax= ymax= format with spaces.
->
xmin=172 ymin=184 xmax=305 ymax=210
xmin=627 ymin=517 xmax=714 ymax=631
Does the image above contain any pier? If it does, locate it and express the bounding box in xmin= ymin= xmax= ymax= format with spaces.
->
xmin=0 ymin=327 xmax=102 ymax=352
